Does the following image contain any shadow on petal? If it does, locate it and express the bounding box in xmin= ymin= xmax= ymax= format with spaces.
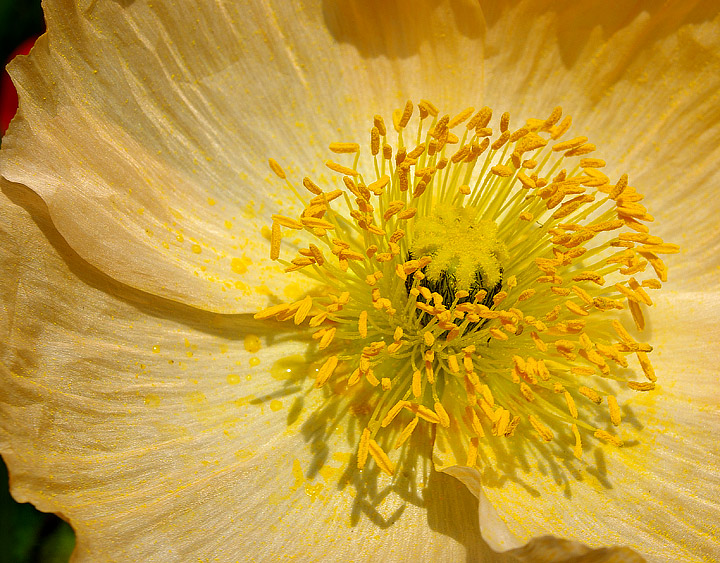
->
xmin=322 ymin=0 xmax=484 ymax=59
xmin=510 ymin=534 xmax=647 ymax=563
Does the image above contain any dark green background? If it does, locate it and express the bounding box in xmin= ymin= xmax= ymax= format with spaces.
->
xmin=1 ymin=0 xmax=76 ymax=560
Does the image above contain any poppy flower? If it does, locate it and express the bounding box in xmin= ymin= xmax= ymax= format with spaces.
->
xmin=1 ymin=1 xmax=718 ymax=561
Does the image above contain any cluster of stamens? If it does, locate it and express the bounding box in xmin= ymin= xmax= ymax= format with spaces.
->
xmin=255 ymin=100 xmax=675 ymax=479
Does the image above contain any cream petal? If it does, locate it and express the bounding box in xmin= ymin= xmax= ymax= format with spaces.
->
xmin=0 ymin=0 xmax=485 ymax=313
xmin=475 ymin=289 xmax=720 ymax=562
xmin=0 ymin=180 xmax=513 ymax=561
xmin=480 ymin=2 xmax=720 ymax=288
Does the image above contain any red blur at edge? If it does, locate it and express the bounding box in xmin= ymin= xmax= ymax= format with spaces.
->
xmin=1 ymin=36 xmax=39 ymax=135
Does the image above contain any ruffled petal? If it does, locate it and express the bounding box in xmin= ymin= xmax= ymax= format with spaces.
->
xmin=0 ymin=180 xmax=503 ymax=561
xmin=480 ymin=2 xmax=720 ymax=289
xmin=0 ymin=0 xmax=486 ymax=313
xmin=477 ymin=290 xmax=720 ymax=562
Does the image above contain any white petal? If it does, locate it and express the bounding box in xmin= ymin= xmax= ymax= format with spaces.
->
xmin=481 ymin=3 xmax=720 ymax=288
xmin=477 ymin=289 xmax=720 ymax=562
xmin=0 ymin=180 xmax=492 ymax=561
xmin=0 ymin=0 xmax=485 ymax=313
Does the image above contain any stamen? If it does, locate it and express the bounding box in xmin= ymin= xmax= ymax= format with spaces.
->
xmin=260 ymin=101 xmax=670 ymax=481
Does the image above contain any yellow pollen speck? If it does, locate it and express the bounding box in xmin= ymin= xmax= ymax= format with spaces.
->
xmin=244 ymin=334 xmax=261 ymax=353
xmin=227 ymin=373 xmax=240 ymax=385
xmin=191 ymin=244 xmax=202 ymax=254
xmin=231 ymin=257 xmax=248 ymax=274
xmin=144 ymin=394 xmax=161 ymax=407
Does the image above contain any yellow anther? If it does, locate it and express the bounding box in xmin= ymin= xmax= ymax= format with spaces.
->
xmin=398 ymin=100 xmax=414 ymax=128
xmin=381 ymin=400 xmax=408 ymax=427
xmin=318 ymin=327 xmax=336 ymax=350
xmin=325 ymin=160 xmax=358 ymax=176
xmin=435 ymin=402 xmax=451 ymax=428
xmin=491 ymin=131 xmax=510 ymax=150
xmin=425 ymin=361 xmax=435 ymax=384
xmin=564 ymin=391 xmax=578 ymax=418
xmin=628 ymin=381 xmax=656 ymax=391
xmin=611 ymin=319 xmax=634 ymax=343
xmin=449 ymin=107 xmax=475 ymax=128
xmin=394 ymin=417 xmax=419 ymax=449
xmin=510 ymin=126 xmax=529 ymax=142
xmin=270 ymin=222 xmax=281 ymax=261
xmin=268 ymin=158 xmax=286 ymax=179
xmin=517 ymin=172 xmax=536 ymax=189
xmin=572 ymin=423 xmax=582 ymax=459
xmin=253 ymin=303 xmax=289 ymax=320
xmin=358 ymin=311 xmax=368 ymax=338
xmin=540 ymin=106 xmax=562 ymax=130
xmin=491 ymin=164 xmax=514 ymax=177
xmin=315 ymin=355 xmax=339 ymax=387
xmin=636 ymin=351 xmax=656 ymax=382
xmin=500 ymin=112 xmax=510 ymax=132
xmin=520 ymin=382 xmax=535 ymax=402
xmin=468 ymin=106 xmax=492 ymax=129
xmin=608 ymin=395 xmax=622 ymax=426
xmin=370 ymin=127 xmax=380 ymax=155
xmin=552 ymin=136 xmax=588 ymax=152
xmin=412 ymin=370 xmax=422 ymax=398
xmin=442 ymin=354 xmax=459 ymax=374
xmin=550 ymin=115 xmax=572 ymax=139
xmin=294 ymin=296 xmax=313 ymax=325
xmin=357 ymin=428 xmax=371 ymax=469
xmin=594 ymin=429 xmax=623 ymax=447
xmin=397 ymin=208 xmax=417 ymax=220
xmin=565 ymin=143 xmax=596 ymax=157
xmin=639 ymin=243 xmax=680 ymax=254
xmin=409 ymin=403 xmax=440 ymax=424
xmin=467 ymin=437 xmax=479 ymax=466
xmin=490 ymin=328 xmax=508 ymax=340
xmin=423 ymin=331 xmax=435 ymax=347
xmin=528 ymin=415 xmax=553 ymax=442
xmin=329 ymin=142 xmax=360 ymax=154
xmin=373 ymin=114 xmax=387 ymax=136
xmin=580 ymin=157 xmax=606 ymax=168
xmin=272 ymin=215 xmax=304 ymax=230
xmin=578 ymin=386 xmax=602 ymax=404
xmin=366 ymin=370 xmax=380 ymax=387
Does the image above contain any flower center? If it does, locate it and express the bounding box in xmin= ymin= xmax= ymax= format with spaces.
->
xmin=256 ymin=100 xmax=674 ymax=479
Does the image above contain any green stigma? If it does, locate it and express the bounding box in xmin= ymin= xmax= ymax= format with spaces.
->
xmin=410 ymin=204 xmax=506 ymax=291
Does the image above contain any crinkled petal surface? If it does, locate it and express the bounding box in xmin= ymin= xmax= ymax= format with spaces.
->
xmin=1 ymin=0 xmax=720 ymax=561
xmin=468 ymin=3 xmax=720 ymax=559
xmin=481 ymin=1 xmax=720 ymax=291
xmin=0 ymin=176 xmax=652 ymax=563
xmin=462 ymin=291 xmax=720 ymax=562
xmin=0 ymin=0 xmax=487 ymax=313
xmin=0 ymin=180 xmax=491 ymax=562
